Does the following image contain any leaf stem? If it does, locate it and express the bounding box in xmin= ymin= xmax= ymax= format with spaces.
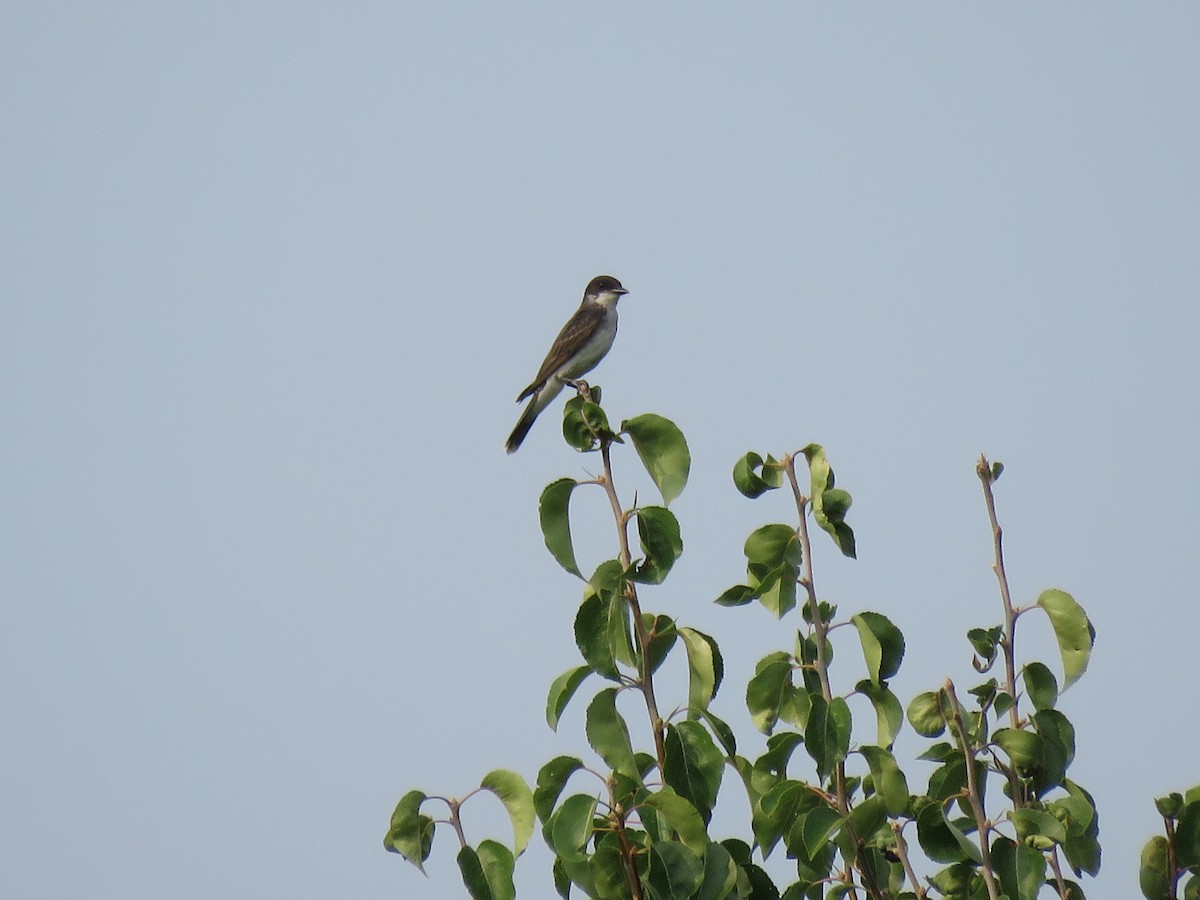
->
xmin=943 ymin=680 xmax=1000 ymax=900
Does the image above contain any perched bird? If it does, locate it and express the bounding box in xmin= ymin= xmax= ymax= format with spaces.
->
xmin=505 ymin=275 xmax=629 ymax=453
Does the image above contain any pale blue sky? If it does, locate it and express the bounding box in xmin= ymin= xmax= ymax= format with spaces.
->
xmin=3 ymin=4 xmax=1198 ymax=898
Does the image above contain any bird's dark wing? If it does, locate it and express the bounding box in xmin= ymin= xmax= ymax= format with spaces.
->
xmin=516 ymin=304 xmax=603 ymax=401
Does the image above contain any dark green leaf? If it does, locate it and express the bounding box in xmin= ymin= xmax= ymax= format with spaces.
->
xmin=916 ymin=802 xmax=976 ymax=864
xmin=588 ymin=832 xmax=630 ymax=899
xmin=664 ymin=721 xmax=725 ymax=824
xmin=678 ymin=626 xmax=723 ymax=714
xmin=644 ymin=613 xmax=678 ymax=675
xmin=1156 ymin=793 xmax=1184 ymax=818
xmin=546 ymin=666 xmax=591 ymax=731
xmin=714 ymin=584 xmax=756 ymax=607
xmin=799 ymin=805 xmax=843 ymax=862
xmin=539 ymin=478 xmax=581 ymax=577
xmin=1059 ymin=780 xmax=1101 ymax=877
xmin=475 ymin=840 xmax=517 ymax=900
xmin=562 ymin=397 xmax=614 ymax=451
xmin=1036 ymin=588 xmax=1094 ymax=690
xmin=745 ymin=523 xmax=802 ymax=567
xmin=480 ymin=770 xmax=535 ymax=857
xmin=646 ymin=840 xmax=704 ymax=900
xmin=805 ymin=697 xmax=851 ymax=784
xmin=747 ymin=656 xmax=793 ymax=735
xmin=383 ymin=789 xmax=434 ymax=872
xmin=457 ymin=845 xmax=494 ymax=900
xmin=851 ymin=611 xmax=905 ymax=684
xmin=534 ymin=756 xmax=583 ymax=824
xmin=694 ymin=841 xmax=739 ymax=900
xmin=548 ymin=793 xmax=598 ymax=863
xmin=586 ymin=689 xmax=639 ymax=781
xmin=967 ymin=626 xmax=1002 ymax=667
xmin=632 ymin=506 xmax=684 ymax=584
xmin=802 ymin=444 xmax=857 ymax=559
xmin=1177 ymin=797 xmax=1200 ymax=868
xmin=992 ymin=835 xmax=1046 ymax=900
xmin=642 ymin=788 xmax=709 ymax=854
xmin=622 ymin=413 xmax=691 ymax=506
xmin=843 ymin=794 xmax=889 ymax=846
xmin=1031 ymin=709 xmax=1075 ymax=795
xmin=733 ymin=451 xmax=783 ymax=499
xmin=574 ymin=593 xmax=619 ymax=680
xmin=1022 ymin=662 xmax=1060 ymax=710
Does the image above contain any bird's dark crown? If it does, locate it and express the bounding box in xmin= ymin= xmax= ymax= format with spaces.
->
xmin=585 ymin=275 xmax=628 ymax=297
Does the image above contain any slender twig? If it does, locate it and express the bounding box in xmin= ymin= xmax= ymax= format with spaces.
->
xmin=891 ymin=821 xmax=929 ymax=900
xmin=610 ymin=782 xmax=645 ymax=900
xmin=599 ymin=429 xmax=667 ymax=773
xmin=976 ymin=456 xmax=1020 ymax=731
xmin=1047 ymin=847 xmax=1070 ymax=900
xmin=943 ymin=680 xmax=1000 ymax=900
xmin=783 ymin=453 xmax=882 ymax=900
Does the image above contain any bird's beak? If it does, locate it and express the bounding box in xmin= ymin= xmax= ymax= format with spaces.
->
xmin=616 ymin=287 xmax=629 ymax=295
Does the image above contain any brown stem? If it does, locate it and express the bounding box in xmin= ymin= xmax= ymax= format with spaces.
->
xmin=943 ymin=681 xmax=1000 ymax=900
xmin=891 ymin=821 xmax=929 ymax=900
xmin=784 ymin=454 xmax=881 ymax=900
xmin=611 ymin=790 xmax=644 ymax=900
xmin=599 ymin=437 xmax=667 ymax=772
xmin=1047 ymin=847 xmax=1070 ymax=900
xmin=976 ymin=456 xmax=1020 ymax=731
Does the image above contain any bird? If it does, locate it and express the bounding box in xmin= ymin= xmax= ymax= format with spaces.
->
xmin=505 ymin=275 xmax=629 ymax=453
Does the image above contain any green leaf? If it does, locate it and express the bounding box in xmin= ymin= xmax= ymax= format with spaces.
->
xmin=1177 ymin=798 xmax=1200 ymax=868
xmin=1060 ymin=779 xmax=1102 ymax=877
xmin=993 ymin=727 xmax=1044 ymax=769
xmin=746 ymin=656 xmax=793 ymax=734
xmin=643 ymin=613 xmax=678 ymax=675
xmin=534 ymin=756 xmax=583 ymax=823
xmin=642 ymin=787 xmax=709 ymax=854
xmin=678 ymin=626 xmax=723 ymax=714
xmin=470 ymin=840 xmax=517 ymax=900
xmin=383 ymin=789 xmax=434 ymax=872
xmin=906 ymin=691 xmax=946 ymax=738
xmin=588 ymin=832 xmax=630 ymax=899
xmin=457 ymin=845 xmax=495 ymax=900
xmin=646 ymin=840 xmax=704 ymax=900
xmin=562 ymin=396 xmax=615 ymax=451
xmin=1036 ymin=588 xmax=1094 ymax=689
xmin=802 ymin=443 xmax=857 ymax=559
xmin=843 ymin=794 xmax=889 ymax=845
xmin=755 ymin=780 xmax=813 ymax=858
xmin=622 ymin=413 xmax=691 ymax=506
xmin=967 ymin=626 xmax=1002 ymax=667
xmin=797 ymin=804 xmax=843 ymax=862
xmin=856 ymin=679 xmax=904 ymax=748
xmin=664 ymin=721 xmax=725 ymax=824
xmin=1031 ymin=709 xmax=1076 ymax=795
xmin=546 ymin=666 xmax=592 ymax=731
xmin=733 ymin=451 xmax=782 ymax=499
xmin=745 ymin=523 xmax=802 ymax=568
xmin=694 ymin=841 xmax=739 ymax=900
xmin=549 ymin=793 xmax=598 ymax=863
xmin=586 ymin=688 xmax=640 ymax=781
xmin=916 ymin=801 xmax=978 ymax=864
xmin=574 ymin=593 xmax=619 ymax=680
xmin=1140 ymin=836 xmax=1170 ymax=900
xmin=480 ymin=770 xmax=535 ymax=857
xmin=805 ymin=696 xmax=851 ymax=784
xmin=632 ymin=505 xmax=684 ymax=584
xmin=851 ymin=611 xmax=905 ymax=684
xmin=859 ymin=746 xmax=911 ymax=815
xmin=539 ymin=478 xmax=582 ymax=577
xmin=1010 ymin=808 xmax=1067 ymax=846
xmin=992 ymin=835 xmax=1046 ymax=900
xmin=714 ymin=584 xmax=756 ymax=607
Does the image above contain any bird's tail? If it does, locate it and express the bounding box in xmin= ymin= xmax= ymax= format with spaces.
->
xmin=505 ymin=399 xmax=539 ymax=454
